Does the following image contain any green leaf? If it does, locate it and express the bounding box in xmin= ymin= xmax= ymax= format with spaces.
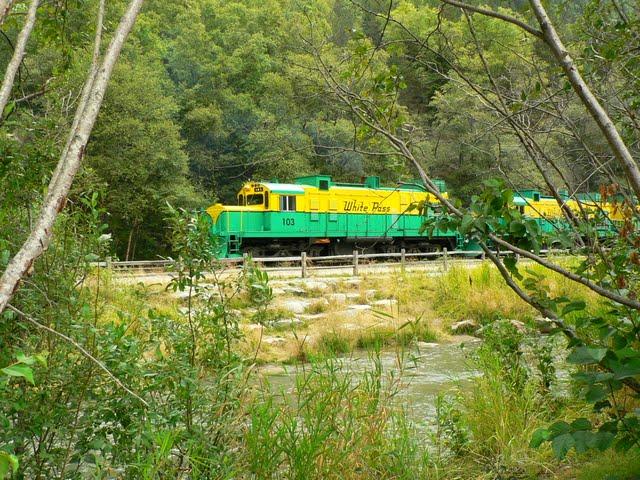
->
xmin=15 ymin=353 xmax=35 ymax=365
xmin=567 ymin=346 xmax=608 ymax=365
xmin=562 ymin=301 xmax=586 ymax=316
xmin=530 ymin=428 xmax=550 ymax=448
xmin=571 ymin=418 xmax=592 ymax=431
xmin=552 ymin=433 xmax=575 ymax=459
xmin=615 ymin=434 xmax=636 ymax=452
xmin=1 ymin=365 xmax=34 ymax=384
xmin=589 ymin=429 xmax=616 ymax=451
xmin=612 ymin=359 xmax=640 ymax=380
xmin=34 ymin=353 xmax=48 ymax=367
xmin=2 ymin=101 xmax=15 ymax=117
xmin=549 ymin=421 xmax=571 ymax=436
xmin=573 ymin=371 xmax=614 ymax=384
xmin=459 ymin=214 xmax=474 ymax=234
xmin=572 ymin=430 xmax=593 ymax=454
xmin=593 ymin=400 xmax=611 ymax=412
xmin=503 ymin=256 xmax=523 ymax=280
xmin=0 ymin=452 xmax=18 ymax=479
xmin=509 ymin=220 xmax=526 ymax=236
xmin=585 ymin=385 xmax=607 ymax=403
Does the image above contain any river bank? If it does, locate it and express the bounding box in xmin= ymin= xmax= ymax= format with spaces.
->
xmin=95 ymin=262 xmax=640 ymax=478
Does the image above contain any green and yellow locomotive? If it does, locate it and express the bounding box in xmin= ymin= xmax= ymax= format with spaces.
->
xmin=206 ymin=175 xmax=459 ymax=257
xmin=206 ymin=175 xmax=632 ymax=258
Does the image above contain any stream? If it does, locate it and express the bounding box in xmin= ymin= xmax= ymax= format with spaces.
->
xmin=260 ymin=338 xmax=482 ymax=432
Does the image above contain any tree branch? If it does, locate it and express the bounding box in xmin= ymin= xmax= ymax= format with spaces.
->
xmin=439 ymin=0 xmax=640 ymax=201
xmin=310 ymin=16 xmax=640 ymax=313
xmin=439 ymin=0 xmax=543 ymax=39
xmin=46 ymin=0 xmax=105 ymax=203
xmin=7 ymin=304 xmax=149 ymax=406
xmin=528 ymin=0 xmax=640 ymax=202
xmin=0 ymin=0 xmax=40 ymax=120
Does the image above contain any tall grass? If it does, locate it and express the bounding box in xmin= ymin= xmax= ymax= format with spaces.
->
xmin=432 ymin=263 xmax=535 ymax=324
xmin=244 ymin=357 xmax=432 ymax=479
xmin=432 ymin=319 xmax=588 ymax=477
xmin=430 ymin=261 xmax=611 ymax=328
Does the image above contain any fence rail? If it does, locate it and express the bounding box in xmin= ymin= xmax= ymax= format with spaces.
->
xmin=95 ymin=248 xmax=569 ymax=278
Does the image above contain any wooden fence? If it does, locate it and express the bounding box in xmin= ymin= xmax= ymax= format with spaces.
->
xmin=97 ymin=248 xmax=568 ymax=278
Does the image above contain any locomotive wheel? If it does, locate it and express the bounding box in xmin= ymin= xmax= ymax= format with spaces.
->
xmin=274 ymin=248 xmax=293 ymax=257
xmin=309 ymin=246 xmax=324 ymax=257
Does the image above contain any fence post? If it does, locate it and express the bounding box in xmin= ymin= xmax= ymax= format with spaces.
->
xmin=301 ymin=252 xmax=307 ymax=278
xmin=481 ymin=251 xmax=486 ymax=261
xmin=353 ymin=250 xmax=359 ymax=276
xmin=105 ymin=256 xmax=112 ymax=270
xmin=443 ymin=247 xmax=448 ymax=271
xmin=400 ymin=248 xmax=406 ymax=272
xmin=243 ymin=252 xmax=249 ymax=271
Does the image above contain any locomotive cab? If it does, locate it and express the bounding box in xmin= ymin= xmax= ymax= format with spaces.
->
xmin=237 ymin=183 xmax=270 ymax=209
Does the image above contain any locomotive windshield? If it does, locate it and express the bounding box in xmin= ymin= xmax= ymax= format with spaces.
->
xmin=246 ymin=194 xmax=264 ymax=205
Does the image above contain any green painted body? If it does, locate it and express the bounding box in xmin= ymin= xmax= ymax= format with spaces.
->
xmin=211 ymin=210 xmax=460 ymax=257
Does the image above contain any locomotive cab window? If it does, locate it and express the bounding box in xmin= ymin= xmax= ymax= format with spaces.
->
xmin=238 ymin=194 xmax=245 ymax=206
xmin=280 ymin=195 xmax=297 ymax=211
xmin=319 ymin=180 xmax=329 ymax=190
xmin=247 ymin=194 xmax=264 ymax=206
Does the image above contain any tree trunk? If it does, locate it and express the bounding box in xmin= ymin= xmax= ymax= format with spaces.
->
xmin=529 ymin=0 xmax=640 ymax=201
xmin=125 ymin=226 xmax=134 ymax=261
xmin=0 ymin=0 xmax=40 ymax=119
xmin=46 ymin=0 xmax=105 ymax=201
xmin=0 ymin=0 xmax=15 ymax=26
xmin=0 ymin=0 xmax=145 ymax=314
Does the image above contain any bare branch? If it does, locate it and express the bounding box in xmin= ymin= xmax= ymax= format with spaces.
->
xmin=7 ymin=304 xmax=149 ymax=406
xmin=487 ymin=233 xmax=640 ymax=310
xmin=0 ymin=0 xmax=40 ymax=120
xmin=439 ymin=0 xmax=543 ymax=39
xmin=529 ymin=0 xmax=640 ymax=202
xmin=307 ymin=8 xmax=640 ymax=313
xmin=0 ymin=0 xmax=15 ymax=26
xmin=480 ymin=247 xmax=640 ymax=393
xmin=480 ymin=245 xmax=576 ymax=337
xmin=47 ymin=0 xmax=105 ymax=202
xmin=439 ymin=0 xmax=640 ymax=200
xmin=13 ymin=76 xmax=52 ymax=104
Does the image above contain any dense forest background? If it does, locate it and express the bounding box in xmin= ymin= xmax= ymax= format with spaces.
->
xmin=2 ymin=0 xmax=636 ymax=259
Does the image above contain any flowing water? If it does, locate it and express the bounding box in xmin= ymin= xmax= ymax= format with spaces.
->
xmin=261 ymin=338 xmax=482 ymax=432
